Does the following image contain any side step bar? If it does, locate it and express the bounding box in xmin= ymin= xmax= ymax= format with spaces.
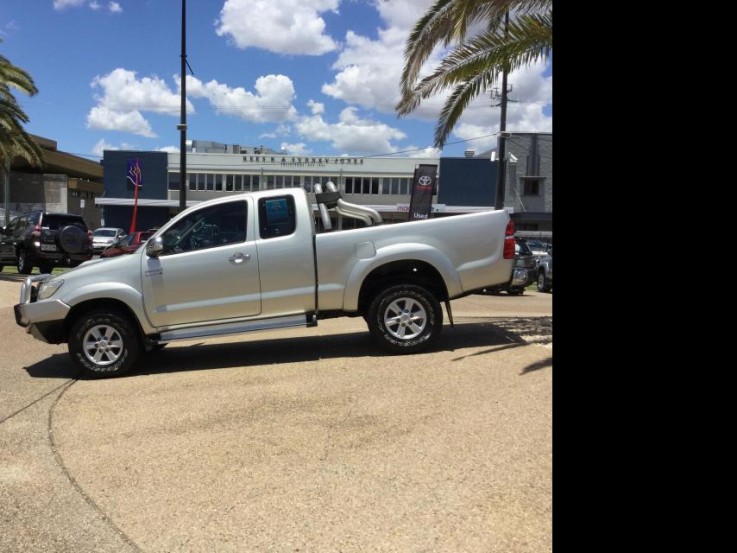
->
xmin=158 ymin=313 xmax=316 ymax=342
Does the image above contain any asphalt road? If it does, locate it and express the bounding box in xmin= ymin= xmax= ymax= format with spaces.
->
xmin=0 ymin=275 xmax=552 ymax=553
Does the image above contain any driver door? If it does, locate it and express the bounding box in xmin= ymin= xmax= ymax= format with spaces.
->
xmin=141 ymin=199 xmax=261 ymax=328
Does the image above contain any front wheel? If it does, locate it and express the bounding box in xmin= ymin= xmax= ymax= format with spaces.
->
xmin=367 ymin=284 xmax=443 ymax=354
xmin=68 ymin=310 xmax=140 ymax=378
xmin=537 ymin=272 xmax=551 ymax=293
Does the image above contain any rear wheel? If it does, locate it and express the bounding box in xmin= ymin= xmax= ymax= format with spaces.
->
xmin=507 ymin=286 xmax=525 ymax=296
xmin=68 ymin=310 xmax=140 ymax=378
xmin=17 ymin=249 xmax=33 ymax=275
xmin=39 ymin=263 xmax=54 ymax=274
xmin=367 ymin=284 xmax=443 ymax=354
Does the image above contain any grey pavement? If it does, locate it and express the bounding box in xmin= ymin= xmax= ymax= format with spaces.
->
xmin=0 ymin=276 xmax=552 ymax=553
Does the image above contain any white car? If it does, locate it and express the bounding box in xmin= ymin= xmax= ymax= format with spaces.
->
xmin=91 ymin=227 xmax=127 ymax=253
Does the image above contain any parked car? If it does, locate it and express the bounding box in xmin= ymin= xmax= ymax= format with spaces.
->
xmin=99 ymin=230 xmax=155 ymax=258
xmin=536 ymin=253 xmax=553 ymax=293
xmin=92 ymin=227 xmax=127 ymax=253
xmin=482 ymin=238 xmax=537 ymax=295
xmin=524 ymin=239 xmax=552 ymax=258
xmin=0 ymin=211 xmax=93 ymax=274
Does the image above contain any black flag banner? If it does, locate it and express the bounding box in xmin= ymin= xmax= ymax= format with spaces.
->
xmin=408 ymin=164 xmax=437 ymax=221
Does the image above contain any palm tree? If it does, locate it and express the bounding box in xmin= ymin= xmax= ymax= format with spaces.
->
xmin=1 ymin=39 xmax=43 ymax=224
xmin=396 ymin=0 xmax=552 ymax=148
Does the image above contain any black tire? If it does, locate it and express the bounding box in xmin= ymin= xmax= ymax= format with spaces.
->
xmin=68 ymin=309 xmax=140 ymax=378
xmin=59 ymin=225 xmax=88 ymax=255
xmin=367 ymin=284 xmax=443 ymax=354
xmin=17 ymin=248 xmax=33 ymax=275
xmin=507 ymin=287 xmax=525 ymax=296
xmin=537 ymin=272 xmax=551 ymax=293
xmin=0 ymin=264 xmax=4 ymax=272
xmin=39 ymin=263 xmax=54 ymax=274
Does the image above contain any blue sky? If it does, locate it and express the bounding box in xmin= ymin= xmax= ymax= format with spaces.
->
xmin=1 ymin=0 xmax=552 ymax=162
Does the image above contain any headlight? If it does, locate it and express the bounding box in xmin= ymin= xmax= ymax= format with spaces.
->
xmin=37 ymin=279 xmax=64 ymax=300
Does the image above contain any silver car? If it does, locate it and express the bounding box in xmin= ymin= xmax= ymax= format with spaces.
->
xmin=91 ymin=227 xmax=127 ymax=253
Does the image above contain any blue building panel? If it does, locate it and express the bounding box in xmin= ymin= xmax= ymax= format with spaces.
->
xmin=102 ymin=151 xmax=168 ymax=200
xmin=438 ymin=158 xmax=497 ymax=207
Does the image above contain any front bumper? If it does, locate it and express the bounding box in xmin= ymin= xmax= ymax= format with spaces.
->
xmin=14 ymin=275 xmax=71 ymax=344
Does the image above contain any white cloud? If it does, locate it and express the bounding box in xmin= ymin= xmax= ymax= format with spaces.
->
xmin=157 ymin=145 xmax=179 ymax=153
xmin=87 ymin=68 xmax=193 ymax=137
xmin=87 ymin=106 xmax=156 ymax=137
xmin=91 ymin=138 xmax=117 ymax=157
xmin=53 ymin=0 xmax=87 ymax=9
xmin=281 ymin=142 xmax=310 ymax=155
xmin=407 ymin=147 xmax=441 ymax=159
xmin=307 ymin=100 xmax=324 ymax=115
xmin=186 ymin=74 xmax=298 ymax=123
xmin=295 ymin=107 xmax=406 ymax=154
xmin=53 ymin=0 xmax=121 ymax=12
xmin=216 ymin=0 xmax=339 ymax=55
xmin=92 ymin=68 xmax=187 ymax=115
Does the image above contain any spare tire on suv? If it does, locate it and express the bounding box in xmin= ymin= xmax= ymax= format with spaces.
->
xmin=59 ymin=224 xmax=89 ymax=254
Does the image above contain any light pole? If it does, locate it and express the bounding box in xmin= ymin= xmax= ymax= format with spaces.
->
xmin=494 ymin=11 xmax=510 ymax=211
xmin=178 ymin=0 xmax=187 ymax=213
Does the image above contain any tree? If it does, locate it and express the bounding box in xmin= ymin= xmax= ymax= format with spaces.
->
xmin=396 ymin=0 xmax=552 ymax=148
xmin=1 ymin=39 xmax=43 ymax=224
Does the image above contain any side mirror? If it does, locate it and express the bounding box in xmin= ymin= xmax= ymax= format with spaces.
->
xmin=146 ymin=236 xmax=164 ymax=258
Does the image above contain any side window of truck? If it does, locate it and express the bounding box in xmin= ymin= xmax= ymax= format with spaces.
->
xmin=258 ymin=195 xmax=296 ymax=239
xmin=160 ymin=200 xmax=248 ymax=254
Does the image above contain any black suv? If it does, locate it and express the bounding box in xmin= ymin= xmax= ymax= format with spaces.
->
xmin=0 ymin=211 xmax=93 ymax=274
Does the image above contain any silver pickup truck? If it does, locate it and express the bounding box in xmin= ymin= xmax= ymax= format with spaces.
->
xmin=15 ymin=187 xmax=515 ymax=377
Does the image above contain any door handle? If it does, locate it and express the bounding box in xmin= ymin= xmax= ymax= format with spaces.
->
xmin=229 ymin=252 xmax=251 ymax=264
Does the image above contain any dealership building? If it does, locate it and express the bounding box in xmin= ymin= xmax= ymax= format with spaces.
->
xmin=96 ymin=136 xmax=551 ymax=235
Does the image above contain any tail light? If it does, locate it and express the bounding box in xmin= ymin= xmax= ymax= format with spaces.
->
xmin=503 ymin=220 xmax=516 ymax=259
xmin=88 ymin=230 xmax=93 ymax=243
xmin=31 ymin=223 xmax=42 ymax=239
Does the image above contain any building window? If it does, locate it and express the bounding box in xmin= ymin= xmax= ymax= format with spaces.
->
xmin=215 ymin=174 xmax=223 ymax=191
xmin=522 ymin=178 xmax=541 ymax=196
xmin=226 ymin=174 xmax=234 ymax=192
xmin=169 ymin=172 xmax=180 ymax=191
xmin=400 ymin=178 xmax=410 ymax=195
xmin=303 ymin=175 xmax=313 ymax=193
xmin=252 ymin=175 xmax=260 ymax=190
xmin=206 ymin=174 xmax=214 ymax=191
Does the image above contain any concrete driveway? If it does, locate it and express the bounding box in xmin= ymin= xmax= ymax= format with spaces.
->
xmin=0 ymin=275 xmax=552 ymax=552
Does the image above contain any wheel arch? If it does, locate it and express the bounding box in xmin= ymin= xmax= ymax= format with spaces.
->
xmin=64 ymin=299 xmax=145 ymax=343
xmin=356 ymin=260 xmax=449 ymax=315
